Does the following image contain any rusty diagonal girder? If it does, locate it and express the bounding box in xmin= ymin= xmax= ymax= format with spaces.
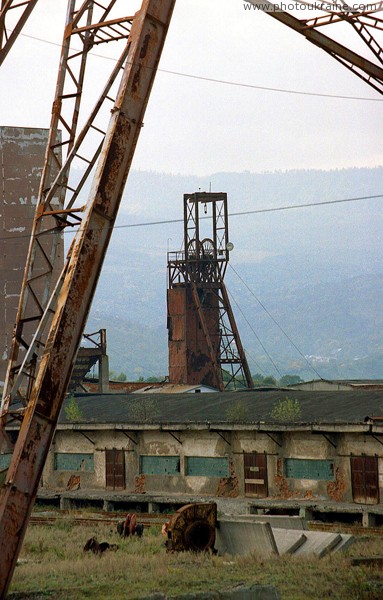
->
xmin=0 ymin=0 xmax=38 ymax=66
xmin=248 ymin=0 xmax=383 ymax=95
xmin=1 ymin=1 xmax=135 ymax=428
xmin=0 ymin=0 xmax=176 ymax=596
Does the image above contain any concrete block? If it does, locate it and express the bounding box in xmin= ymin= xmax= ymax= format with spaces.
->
xmin=294 ymin=532 xmax=342 ymax=558
xmin=215 ymin=521 xmax=278 ymax=558
xmin=221 ymin=515 xmax=307 ymax=530
xmin=331 ymin=534 xmax=355 ymax=554
xmin=272 ymin=529 xmax=307 ymax=555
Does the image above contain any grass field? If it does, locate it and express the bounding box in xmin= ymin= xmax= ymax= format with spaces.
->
xmin=8 ymin=520 xmax=383 ymax=599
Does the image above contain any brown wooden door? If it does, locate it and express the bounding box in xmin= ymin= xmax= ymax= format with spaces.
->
xmin=105 ymin=449 xmax=125 ymax=490
xmin=350 ymin=455 xmax=379 ymax=505
xmin=244 ymin=453 xmax=268 ymax=498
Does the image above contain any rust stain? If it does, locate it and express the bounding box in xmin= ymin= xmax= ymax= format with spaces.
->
xmin=134 ymin=474 xmax=145 ymax=494
xmin=139 ymin=33 xmax=151 ymax=59
xmin=274 ymin=458 xmax=296 ymax=499
xmin=132 ymin=65 xmax=142 ymax=95
xmin=216 ymin=461 xmax=238 ymax=497
xmin=327 ymin=467 xmax=346 ymax=502
xmin=66 ymin=474 xmax=80 ymax=491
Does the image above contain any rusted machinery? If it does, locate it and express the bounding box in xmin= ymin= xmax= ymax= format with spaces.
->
xmin=0 ymin=0 xmax=176 ymax=595
xmin=167 ymin=193 xmax=253 ymax=391
xmin=164 ymin=503 xmax=217 ymax=553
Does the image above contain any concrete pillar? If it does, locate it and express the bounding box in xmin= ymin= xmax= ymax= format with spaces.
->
xmin=362 ymin=511 xmax=376 ymax=528
xmin=299 ymin=507 xmax=314 ymax=521
xmin=99 ymin=353 xmax=109 ymax=393
xmin=104 ymin=500 xmax=114 ymax=512
xmin=60 ymin=497 xmax=72 ymax=510
xmin=149 ymin=502 xmax=160 ymax=514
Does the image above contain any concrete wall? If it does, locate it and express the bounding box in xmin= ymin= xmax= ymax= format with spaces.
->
xmin=41 ymin=427 xmax=383 ymax=505
xmin=0 ymin=126 xmax=63 ymax=382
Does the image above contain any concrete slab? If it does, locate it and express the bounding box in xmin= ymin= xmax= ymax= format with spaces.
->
xmin=331 ymin=534 xmax=355 ymax=554
xmin=272 ymin=529 xmax=307 ymax=555
xmin=293 ymin=532 xmax=342 ymax=558
xmin=221 ymin=515 xmax=307 ymax=530
xmin=215 ymin=521 xmax=278 ymax=558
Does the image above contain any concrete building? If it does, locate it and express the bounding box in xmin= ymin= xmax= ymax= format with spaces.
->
xmin=0 ymin=126 xmax=63 ymax=382
xmin=6 ymin=389 xmax=382 ymax=510
xmin=288 ymin=379 xmax=383 ymax=391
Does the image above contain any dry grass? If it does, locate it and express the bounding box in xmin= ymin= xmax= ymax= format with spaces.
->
xmin=8 ymin=520 xmax=383 ymax=600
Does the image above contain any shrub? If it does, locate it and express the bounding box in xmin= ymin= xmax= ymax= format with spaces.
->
xmin=271 ymin=397 xmax=302 ymax=421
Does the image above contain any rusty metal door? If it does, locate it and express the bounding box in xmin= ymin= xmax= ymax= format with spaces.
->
xmin=244 ymin=453 xmax=268 ymax=498
xmin=350 ymin=455 xmax=379 ymax=505
xmin=106 ymin=449 xmax=125 ymax=490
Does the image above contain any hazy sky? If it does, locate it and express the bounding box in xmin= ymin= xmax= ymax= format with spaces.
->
xmin=1 ymin=0 xmax=382 ymax=175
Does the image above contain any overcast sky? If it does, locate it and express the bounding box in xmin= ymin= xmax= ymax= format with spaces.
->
xmin=1 ymin=0 xmax=382 ymax=175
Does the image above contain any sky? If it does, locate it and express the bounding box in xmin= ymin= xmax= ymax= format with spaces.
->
xmin=1 ymin=0 xmax=382 ymax=176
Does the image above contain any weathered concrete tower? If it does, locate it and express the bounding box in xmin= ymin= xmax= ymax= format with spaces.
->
xmin=0 ymin=126 xmax=63 ymax=384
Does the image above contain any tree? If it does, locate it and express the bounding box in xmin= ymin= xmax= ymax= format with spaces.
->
xmin=271 ymin=397 xmax=302 ymax=422
xmin=279 ymin=374 xmax=304 ymax=386
xmin=263 ymin=376 xmax=277 ymax=386
xmin=64 ymin=396 xmax=83 ymax=421
xmin=252 ymin=373 xmax=265 ymax=386
xmin=116 ymin=372 xmax=127 ymax=381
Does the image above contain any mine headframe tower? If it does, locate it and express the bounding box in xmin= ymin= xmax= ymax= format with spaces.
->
xmin=167 ymin=192 xmax=253 ymax=392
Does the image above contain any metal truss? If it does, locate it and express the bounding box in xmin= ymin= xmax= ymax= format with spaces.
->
xmin=168 ymin=192 xmax=253 ymax=391
xmin=1 ymin=0 xmax=135 ymax=428
xmin=188 ymin=275 xmax=253 ymax=391
xmin=248 ymin=1 xmax=383 ymax=95
xmin=0 ymin=0 xmax=176 ymax=594
xmin=0 ymin=0 xmax=39 ymax=66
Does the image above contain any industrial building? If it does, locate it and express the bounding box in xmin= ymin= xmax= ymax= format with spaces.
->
xmin=9 ymin=389 xmax=381 ymax=513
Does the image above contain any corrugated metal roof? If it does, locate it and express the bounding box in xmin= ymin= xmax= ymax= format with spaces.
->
xmin=133 ymin=383 xmax=218 ymax=394
xmin=61 ymin=389 xmax=383 ymax=426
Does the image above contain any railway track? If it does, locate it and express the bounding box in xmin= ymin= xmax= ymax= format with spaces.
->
xmin=29 ymin=510 xmax=170 ymax=528
xmin=29 ymin=509 xmax=383 ymax=536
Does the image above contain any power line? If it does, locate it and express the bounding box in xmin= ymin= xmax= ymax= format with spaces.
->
xmin=228 ymin=263 xmax=323 ymax=380
xmin=226 ymin=285 xmax=281 ymax=377
xmin=0 ymin=191 xmax=382 ymax=243
xmin=12 ymin=30 xmax=383 ymax=102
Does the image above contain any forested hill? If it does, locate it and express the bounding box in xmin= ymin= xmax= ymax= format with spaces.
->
xmin=82 ymin=166 xmax=383 ymax=381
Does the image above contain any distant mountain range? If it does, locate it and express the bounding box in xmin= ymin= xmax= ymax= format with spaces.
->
xmin=80 ymin=166 xmax=383 ymax=381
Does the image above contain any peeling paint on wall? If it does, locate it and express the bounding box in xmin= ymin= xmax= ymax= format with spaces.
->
xmin=135 ymin=474 xmax=146 ymax=493
xmin=216 ymin=461 xmax=239 ymax=497
xmin=327 ymin=467 xmax=346 ymax=502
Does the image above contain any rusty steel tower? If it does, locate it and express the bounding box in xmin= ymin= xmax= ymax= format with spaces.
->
xmin=167 ymin=192 xmax=253 ymax=391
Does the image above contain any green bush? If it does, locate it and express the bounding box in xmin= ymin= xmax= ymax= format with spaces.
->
xmin=271 ymin=397 xmax=302 ymax=421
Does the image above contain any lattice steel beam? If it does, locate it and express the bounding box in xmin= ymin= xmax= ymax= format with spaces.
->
xmin=248 ymin=1 xmax=383 ymax=95
xmin=0 ymin=0 xmax=39 ymax=66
